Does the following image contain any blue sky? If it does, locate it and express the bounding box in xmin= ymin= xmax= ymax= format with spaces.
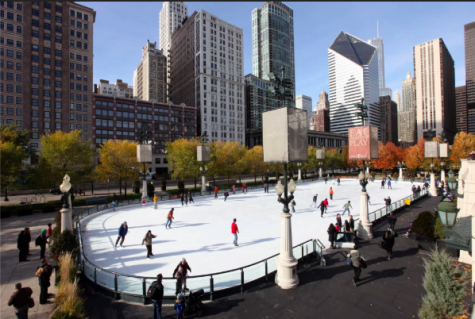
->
xmin=79 ymin=1 xmax=475 ymax=110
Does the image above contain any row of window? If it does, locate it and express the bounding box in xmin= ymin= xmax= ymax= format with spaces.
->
xmin=0 ymin=61 xmax=21 ymax=71
xmin=69 ymin=113 xmax=87 ymax=121
xmin=70 ymin=9 xmax=89 ymax=21
xmin=69 ymin=93 xmax=88 ymax=101
xmin=96 ymin=119 xmax=134 ymax=128
xmin=70 ymin=19 xmax=88 ymax=30
xmin=32 ymin=56 xmax=62 ymax=67
xmin=0 ymin=95 xmax=22 ymax=104
xmin=69 ymin=39 xmax=88 ymax=50
xmin=0 ymin=118 xmax=21 ymax=126
xmin=69 ymin=29 xmax=88 ymax=40
xmin=32 ymin=2 xmax=62 ymax=13
xmin=69 ymin=83 xmax=88 ymax=91
xmin=31 ymin=88 xmax=62 ymax=98
xmin=70 ymin=53 xmax=88 ymax=61
xmin=32 ymin=16 xmax=63 ymax=26
xmin=95 ymin=101 xmax=193 ymax=116
xmin=0 ymin=21 xmax=22 ymax=33
xmin=0 ymin=37 xmax=21 ymax=47
xmin=69 ymin=72 xmax=89 ymax=82
xmin=69 ymin=63 xmax=88 ymax=72
xmin=1 ymin=107 xmax=21 ymax=115
xmin=32 ymin=122 xmax=62 ymax=129
xmin=1 ymin=83 xmax=21 ymax=92
xmin=69 ymin=103 xmax=88 ymax=111
xmin=0 ymin=2 xmax=23 ymax=11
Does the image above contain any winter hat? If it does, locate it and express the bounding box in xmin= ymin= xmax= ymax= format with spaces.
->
xmin=181 ymin=258 xmax=186 ymax=263
xmin=41 ymin=229 xmax=46 ymax=234
xmin=177 ymin=293 xmax=183 ymax=300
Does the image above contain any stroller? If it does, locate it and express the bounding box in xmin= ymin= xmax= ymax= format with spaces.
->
xmin=183 ymin=289 xmax=205 ymax=317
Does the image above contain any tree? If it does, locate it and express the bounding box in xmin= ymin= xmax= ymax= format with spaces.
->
xmin=404 ymin=138 xmax=430 ymax=172
xmin=450 ymin=132 xmax=475 ymax=166
xmin=244 ymin=146 xmax=267 ymax=184
xmin=418 ymin=248 xmax=468 ymax=319
xmin=373 ymin=142 xmax=404 ymax=170
xmin=165 ymin=138 xmax=202 ymax=190
xmin=212 ymin=141 xmax=247 ymax=185
xmin=35 ymin=130 xmax=96 ymax=188
xmin=94 ymin=140 xmax=140 ymax=196
xmin=325 ymin=148 xmax=343 ymax=173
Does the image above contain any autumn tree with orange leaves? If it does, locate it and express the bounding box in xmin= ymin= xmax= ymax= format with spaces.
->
xmin=450 ymin=132 xmax=475 ymax=166
xmin=373 ymin=142 xmax=404 ymax=170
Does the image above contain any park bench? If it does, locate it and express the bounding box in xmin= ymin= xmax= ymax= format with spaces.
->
xmin=85 ymin=196 xmax=108 ymax=205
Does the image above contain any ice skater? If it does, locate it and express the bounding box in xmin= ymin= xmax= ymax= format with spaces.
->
xmin=317 ymin=200 xmax=326 ymax=217
xmin=324 ymin=177 xmax=328 ymax=184
xmin=310 ymin=194 xmax=318 ymax=207
xmin=112 ymin=199 xmax=118 ymax=211
xmin=153 ymin=194 xmax=158 ymax=209
xmin=166 ymin=208 xmax=174 ymax=229
xmin=323 ymin=198 xmax=329 ymax=213
xmin=173 ymin=258 xmax=192 ymax=294
xmin=232 ymin=185 xmax=236 ymax=194
xmin=242 ymin=183 xmax=245 ymax=193
xmin=387 ymin=179 xmax=392 ymax=190
xmin=224 ymin=191 xmax=229 ymax=201
xmin=214 ymin=186 xmax=219 ymax=198
xmin=142 ymin=230 xmax=157 ymax=258
xmin=231 ymin=218 xmax=239 ymax=246
xmin=184 ymin=193 xmax=188 ymax=206
xmin=115 ymin=221 xmax=128 ymax=247
xmin=142 ymin=198 xmax=146 ymax=207
xmin=188 ymin=192 xmax=193 ymax=204
xmin=329 ymin=187 xmax=334 ymax=200
xmin=337 ymin=178 xmax=340 ymax=186
xmin=180 ymin=193 xmax=185 ymax=206
xmin=381 ymin=179 xmax=385 ymax=189
xmin=290 ymin=199 xmax=296 ymax=213
xmin=342 ymin=201 xmax=352 ymax=216
xmin=336 ymin=213 xmax=342 ymax=228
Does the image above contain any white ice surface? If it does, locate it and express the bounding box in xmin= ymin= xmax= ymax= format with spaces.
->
xmin=81 ymin=179 xmax=422 ymax=278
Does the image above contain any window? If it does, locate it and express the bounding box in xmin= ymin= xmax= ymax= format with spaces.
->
xmin=32 ymin=121 xmax=39 ymax=128
xmin=70 ymin=19 xmax=74 ymax=26
xmin=76 ymin=74 xmax=81 ymax=80
xmin=44 ymin=79 xmax=50 ymax=86
xmin=55 ymin=123 xmax=61 ymax=130
xmin=83 ymin=56 xmax=88 ymax=62
xmin=84 ymin=23 xmax=88 ymax=30
xmin=6 ymin=38 xmax=13 ymax=45
xmin=55 ymin=5 xmax=62 ymax=13
xmin=16 ymin=40 xmax=21 ymax=47
xmin=70 ymin=40 xmax=74 ymax=46
xmin=70 ymin=72 xmax=74 ymax=79
xmin=55 ymin=60 xmax=61 ymax=67
xmin=55 ymin=26 xmax=62 ymax=33
xmin=83 ymin=65 xmax=88 ymax=72
xmin=32 ymin=77 xmax=39 ymax=84
xmin=44 ymin=68 xmax=50 ymax=75
xmin=55 ymin=81 xmax=61 ymax=88
xmin=32 ymin=45 xmax=39 ymax=52
xmin=16 ymin=14 xmax=22 ymax=22
xmin=70 ymin=29 xmax=74 ymax=36
xmin=55 ymin=112 xmax=61 ymax=119
xmin=32 ymin=9 xmax=39 ymax=16
xmin=32 ymin=110 xmax=39 ymax=117
xmin=16 ymin=62 xmax=21 ymax=70
xmin=83 ymin=43 xmax=88 ymax=50
xmin=55 ymin=91 xmax=61 ymax=98
xmin=32 ymin=19 xmax=39 ymax=27
xmin=76 ymin=54 xmax=82 ymax=60
xmin=76 ymin=83 xmax=81 ymax=91
xmin=15 ymin=108 xmax=21 ymax=115
xmin=32 ymin=99 xmax=38 ymax=106
xmin=83 ymin=114 xmax=87 ymax=121
xmin=44 ymin=100 xmax=50 ymax=107
xmin=76 ymin=94 xmax=81 ymax=100
xmin=70 ymin=113 xmax=74 ymax=120
xmin=69 ymin=93 xmax=74 ymax=99
xmin=7 ymin=107 xmax=14 ymax=115
xmin=44 ymin=111 xmax=50 ymax=118
xmin=6 ymin=49 xmax=12 ymax=57
xmin=55 ymin=102 xmax=61 ymax=108
xmin=17 ymin=4 xmax=23 ymax=11
xmin=44 ymin=122 xmax=50 ymax=129
xmin=44 ymin=2 xmax=51 ymax=9
xmin=32 ymin=88 xmax=39 ymax=95
xmin=32 ymin=132 xmax=39 ymax=139
xmin=76 ymin=31 xmax=81 ymax=38
xmin=70 ymin=9 xmax=75 ymax=16
xmin=76 ymin=104 xmax=81 ymax=111
xmin=16 ymin=97 xmax=21 ymax=104
xmin=44 ymin=33 xmax=51 ymax=41
xmin=83 ymin=85 xmax=87 ymax=91
xmin=44 ymin=12 xmax=51 ymax=20
xmin=76 ymin=12 xmax=82 ymax=19
xmin=16 ymin=74 xmax=21 ymax=81
xmin=44 ymin=23 xmax=51 ymax=30
xmin=55 ymin=70 xmax=61 ymax=77
xmin=70 ymin=82 xmax=74 ymax=89
xmin=76 ymin=41 xmax=81 ymax=48
xmin=44 ymin=57 xmax=50 ymax=65
xmin=44 ymin=47 xmax=51 ymax=54
xmin=15 ymin=85 xmax=21 ymax=92
xmin=44 ymin=90 xmax=50 ymax=97
xmin=7 ymin=12 xmax=12 ymax=20
xmin=55 ymin=15 xmax=62 ymax=23
xmin=6 ymin=61 xmax=13 ymax=68
xmin=84 ymin=14 xmax=88 ymax=21
xmin=77 ymin=21 xmax=82 ymax=28
xmin=55 ymin=49 xmax=61 ymax=56
xmin=76 ymin=114 xmax=81 ymax=121
xmin=55 ymin=36 xmax=62 ymax=43
xmin=6 ymin=84 xmax=12 ymax=91
xmin=16 ymin=51 xmax=21 ymax=59
xmin=76 ymin=64 xmax=81 ymax=71
xmin=32 ymin=30 xmax=39 ymax=38
xmin=16 ymin=25 xmax=21 ymax=33
xmin=6 ymin=72 xmax=13 ymax=79
xmin=84 ymin=33 xmax=88 ymax=40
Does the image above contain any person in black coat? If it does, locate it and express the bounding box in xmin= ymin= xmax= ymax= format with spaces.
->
xmin=37 ymin=258 xmax=53 ymax=304
xmin=173 ymin=258 xmax=192 ymax=294
xmin=383 ymin=229 xmax=398 ymax=260
xmin=37 ymin=230 xmax=48 ymax=260
xmin=17 ymin=231 xmax=29 ymax=262
xmin=317 ymin=200 xmax=325 ymax=217
xmin=349 ymin=215 xmax=355 ymax=232
xmin=387 ymin=212 xmax=397 ymax=230
xmin=180 ymin=193 xmax=185 ymax=206
xmin=327 ymin=223 xmax=337 ymax=249
xmin=149 ymin=274 xmax=164 ymax=319
xmin=25 ymin=228 xmax=31 ymax=256
xmin=188 ymin=192 xmax=194 ymax=204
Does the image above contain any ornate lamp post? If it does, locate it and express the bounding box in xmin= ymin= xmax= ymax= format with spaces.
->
xmin=437 ymin=197 xmax=460 ymax=228
xmin=137 ymin=126 xmax=152 ymax=200
xmin=397 ymin=161 xmax=405 ymax=182
xmin=440 ymin=159 xmax=446 ymax=183
xmin=316 ymin=147 xmax=325 ymax=179
xmin=60 ymin=174 xmax=74 ymax=232
xmin=197 ymin=132 xmax=210 ymax=195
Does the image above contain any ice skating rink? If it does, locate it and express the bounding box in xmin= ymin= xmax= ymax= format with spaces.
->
xmin=81 ymin=178 xmax=422 ymax=277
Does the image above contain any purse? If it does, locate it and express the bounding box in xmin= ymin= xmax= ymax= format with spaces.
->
xmin=346 ymin=258 xmax=352 ymax=266
xmin=378 ymin=241 xmax=387 ymax=249
xmin=358 ymin=258 xmax=367 ymax=269
xmin=28 ymin=297 xmax=35 ymax=308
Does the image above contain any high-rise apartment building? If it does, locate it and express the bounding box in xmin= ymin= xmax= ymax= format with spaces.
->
xmin=310 ymin=90 xmax=330 ymax=132
xmin=296 ymin=95 xmax=312 ymax=126
xmin=328 ymin=31 xmax=380 ymax=137
xmin=97 ymin=79 xmax=133 ymax=98
xmin=394 ymin=89 xmax=401 ymax=111
xmin=170 ymin=10 xmax=245 ymax=143
xmin=368 ymin=23 xmax=391 ymax=97
xmin=398 ymin=71 xmax=417 ymax=147
xmin=0 ymin=1 xmax=95 ymax=162
xmin=133 ymin=40 xmax=167 ymax=103
xmin=159 ymin=1 xmax=188 ymax=101
xmin=379 ymin=95 xmax=398 ymax=145
xmin=414 ymin=38 xmax=456 ymax=143
xmin=252 ymin=1 xmax=295 ymax=106
xmin=465 ymin=21 xmax=475 ymax=133
xmin=456 ymin=86 xmax=468 ymax=132
xmin=402 ymin=71 xmax=416 ymax=111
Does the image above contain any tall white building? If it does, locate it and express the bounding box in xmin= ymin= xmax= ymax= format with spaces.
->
xmin=159 ymin=2 xmax=188 ymax=101
xmin=296 ymin=95 xmax=312 ymax=126
xmin=328 ymin=31 xmax=380 ymax=136
xmin=394 ymin=89 xmax=401 ymax=111
xmin=368 ymin=23 xmax=392 ymax=97
xmin=170 ymin=10 xmax=245 ymax=143
xmin=402 ymin=71 xmax=415 ymax=111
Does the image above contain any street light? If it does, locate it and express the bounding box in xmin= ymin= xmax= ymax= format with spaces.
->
xmin=437 ymin=196 xmax=460 ymax=227
xmin=197 ymin=132 xmax=210 ymax=194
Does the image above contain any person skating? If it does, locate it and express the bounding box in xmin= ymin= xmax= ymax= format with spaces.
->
xmin=231 ymin=218 xmax=239 ymax=246
xmin=166 ymin=208 xmax=174 ymax=229
xmin=153 ymin=194 xmax=159 ymax=209
xmin=8 ymin=282 xmax=33 ymax=319
xmin=242 ymin=183 xmax=245 ymax=193
xmin=25 ymin=228 xmax=31 ymax=256
xmin=387 ymin=211 xmax=397 ymax=230
xmin=344 ymin=220 xmax=351 ymax=241
xmin=35 ymin=229 xmax=48 ymax=260
xmin=112 ymin=199 xmax=118 ymax=211
xmin=224 ymin=191 xmax=229 ymax=201
xmin=337 ymin=177 xmax=340 ymax=186
xmin=148 ymin=274 xmax=164 ymax=319
xmin=232 ymin=185 xmax=236 ymax=194
xmin=336 ymin=213 xmax=342 ymax=228
xmin=317 ymin=200 xmax=326 ymax=217
xmin=46 ymin=223 xmax=53 ymax=247
xmin=367 ymin=194 xmax=371 ymax=205
xmin=188 ymin=192 xmax=194 ymax=204
xmin=381 ymin=179 xmax=385 ymax=189
xmin=184 ymin=192 xmax=188 ymax=206
xmin=36 ymin=258 xmax=53 ymax=304
xmin=17 ymin=230 xmax=28 ymax=262
xmin=383 ymin=228 xmax=398 ymax=260
xmin=324 ymin=177 xmax=328 ymax=184
xmin=323 ymin=198 xmax=329 ymax=213
xmin=115 ymin=221 xmax=128 ymax=247
xmin=174 ymin=293 xmax=185 ymax=319
xmin=348 ymin=245 xmax=365 ymax=287
xmin=173 ymin=258 xmax=192 ymax=294
xmin=180 ymin=193 xmax=185 ymax=206
xmin=214 ymin=187 xmax=219 ymax=198
xmin=342 ymin=201 xmax=352 ymax=216
xmin=142 ymin=230 xmax=157 ymax=258
xmin=329 ymin=187 xmax=334 ymax=200
xmin=327 ymin=223 xmax=337 ymax=249
xmin=310 ymin=194 xmax=318 ymax=208
xmin=142 ymin=198 xmax=146 ymax=207
xmin=289 ymin=199 xmax=296 ymax=213
xmin=349 ymin=215 xmax=355 ymax=232
xmin=387 ymin=179 xmax=392 ymax=190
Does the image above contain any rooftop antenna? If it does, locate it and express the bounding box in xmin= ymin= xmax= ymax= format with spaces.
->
xmin=377 ymin=21 xmax=380 ymax=38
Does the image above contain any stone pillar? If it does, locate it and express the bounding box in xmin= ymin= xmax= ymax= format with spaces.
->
xmin=201 ymin=175 xmax=206 ymax=194
xmin=276 ymin=212 xmax=299 ymax=289
xmin=298 ymin=169 xmax=302 ymax=181
xmin=441 ymin=170 xmax=446 ymax=183
xmin=357 ymin=191 xmax=373 ymax=240
xmin=142 ymin=179 xmax=148 ymax=199
xmin=61 ymin=195 xmax=72 ymax=232
xmin=399 ymin=167 xmax=403 ymax=182
xmin=429 ymin=172 xmax=437 ymax=196
xmin=319 ymin=168 xmax=322 ymax=178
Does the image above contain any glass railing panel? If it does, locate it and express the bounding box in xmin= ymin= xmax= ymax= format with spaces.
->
xmin=213 ymin=269 xmax=242 ymax=291
xmin=185 ymin=276 xmax=210 ymax=293
xmin=117 ymin=275 xmax=143 ymax=295
xmin=96 ymin=269 xmax=115 ymax=289
xmin=292 ymin=246 xmax=302 ymax=259
xmin=84 ymin=262 xmax=95 ymax=282
xmin=267 ymin=256 xmax=278 ymax=273
xmin=243 ymin=263 xmax=265 ymax=284
xmin=369 ymin=213 xmax=376 ymax=222
xmin=161 ymin=278 xmax=178 ymax=297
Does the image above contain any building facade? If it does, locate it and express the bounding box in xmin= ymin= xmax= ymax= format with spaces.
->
xmin=0 ymin=1 xmax=95 ymax=162
xmin=465 ymin=21 xmax=475 ymax=133
xmin=368 ymin=24 xmax=391 ymax=97
xmin=296 ymin=95 xmax=312 ymax=126
xmin=379 ymin=95 xmax=398 ymax=145
xmin=394 ymin=89 xmax=401 ymax=111
xmin=92 ymin=94 xmax=196 ymax=175
xmin=252 ymin=1 xmax=295 ymax=107
xmin=456 ymin=86 xmax=468 ymax=132
xmin=158 ymin=1 xmax=188 ymax=102
xmin=170 ymin=10 xmax=245 ymax=143
xmin=398 ymin=110 xmax=417 ymax=148
xmin=328 ymin=31 xmax=380 ymax=137
xmin=414 ymin=38 xmax=456 ymax=143
xmin=133 ymin=40 xmax=167 ymax=103
xmin=402 ymin=71 xmax=416 ymax=111
xmin=97 ymin=79 xmax=133 ymax=98
xmin=307 ymin=130 xmax=348 ymax=149
xmin=310 ymin=90 xmax=329 ymax=132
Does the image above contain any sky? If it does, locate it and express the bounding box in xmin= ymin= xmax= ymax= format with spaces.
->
xmin=79 ymin=1 xmax=475 ymax=111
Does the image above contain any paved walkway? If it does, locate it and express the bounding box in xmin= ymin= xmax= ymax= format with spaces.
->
xmin=80 ymin=195 xmax=444 ymax=318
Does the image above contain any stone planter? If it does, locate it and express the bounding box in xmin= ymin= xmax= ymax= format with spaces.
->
xmin=416 ymin=234 xmax=436 ymax=251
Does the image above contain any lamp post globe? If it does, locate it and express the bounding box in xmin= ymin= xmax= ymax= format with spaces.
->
xmin=437 ymin=197 xmax=459 ymax=227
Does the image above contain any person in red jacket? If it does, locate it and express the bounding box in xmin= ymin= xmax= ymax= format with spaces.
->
xmin=214 ymin=186 xmax=219 ymax=198
xmin=241 ymin=183 xmax=246 ymax=193
xmin=323 ymin=198 xmax=329 ymax=213
xmin=231 ymin=218 xmax=239 ymax=246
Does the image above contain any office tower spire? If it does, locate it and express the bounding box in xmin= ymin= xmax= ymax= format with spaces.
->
xmin=368 ymin=23 xmax=391 ymax=97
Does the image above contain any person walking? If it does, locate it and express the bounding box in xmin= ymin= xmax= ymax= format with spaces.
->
xmin=24 ymin=228 xmax=31 ymax=256
xmin=242 ymin=183 xmax=245 ymax=193
xmin=337 ymin=177 xmax=340 ymax=186
xmin=327 ymin=223 xmax=337 ymax=249
xmin=8 ymin=282 xmax=33 ymax=319
xmin=36 ymin=258 xmax=53 ymax=304
xmin=142 ymin=230 xmax=157 ymax=258
xmin=214 ymin=186 xmax=219 ymax=198
xmin=336 ymin=214 xmax=342 ymax=228
xmin=153 ymin=194 xmax=159 ymax=209
xmin=310 ymin=194 xmax=318 ymax=207
xmin=387 ymin=211 xmax=397 ymax=230
xmin=381 ymin=179 xmax=385 ymax=189
xmin=348 ymin=245 xmax=365 ymax=287
xmin=180 ymin=193 xmax=185 ymax=206
xmin=289 ymin=199 xmax=296 ymax=213
xmin=324 ymin=177 xmax=328 ymax=184
xmin=323 ymin=198 xmax=329 ymax=213
xmin=112 ymin=199 xmax=118 ymax=211
xmin=342 ymin=201 xmax=352 ymax=216
xmin=188 ymin=192 xmax=194 ymax=204
xmin=173 ymin=258 xmax=192 ymax=294
xmin=46 ymin=223 xmax=53 ymax=247
xmin=383 ymin=228 xmax=398 ymax=260
xmin=231 ymin=218 xmax=239 ymax=246
xmin=387 ymin=179 xmax=392 ymax=190
xmin=17 ymin=231 xmax=28 ymax=262
xmin=148 ymin=274 xmax=164 ymax=319
xmin=344 ymin=220 xmax=351 ymax=241
xmin=329 ymin=187 xmax=334 ymax=200
xmin=224 ymin=191 xmax=229 ymax=201
xmin=115 ymin=221 xmax=128 ymax=247
xmin=349 ymin=215 xmax=355 ymax=232
xmin=35 ymin=229 xmax=48 ymax=260
xmin=166 ymin=209 xmax=174 ymax=229
xmin=232 ymin=185 xmax=236 ymax=194
xmin=317 ymin=200 xmax=326 ymax=217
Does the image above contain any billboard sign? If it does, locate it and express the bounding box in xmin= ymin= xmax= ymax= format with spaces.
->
xmin=137 ymin=144 xmax=152 ymax=163
xmin=439 ymin=143 xmax=448 ymax=158
xmin=424 ymin=141 xmax=439 ymax=158
xmin=348 ymin=126 xmax=379 ymax=160
xmin=316 ymin=149 xmax=325 ymax=159
xmin=197 ymin=145 xmax=210 ymax=162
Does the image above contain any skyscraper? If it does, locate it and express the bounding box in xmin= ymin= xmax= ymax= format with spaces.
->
xmin=456 ymin=86 xmax=468 ymax=132
xmin=159 ymin=2 xmax=188 ymax=101
xmin=379 ymin=95 xmax=398 ymax=145
xmin=252 ymin=1 xmax=295 ymax=106
xmin=368 ymin=22 xmax=391 ymax=97
xmin=402 ymin=71 xmax=416 ymax=111
xmin=310 ymin=91 xmax=330 ymax=132
xmin=170 ymin=10 xmax=245 ymax=143
xmin=414 ymin=38 xmax=456 ymax=143
xmin=328 ymin=31 xmax=380 ymax=136
xmin=0 ymin=2 xmax=95 ymax=162
xmin=394 ymin=89 xmax=402 ymax=111
xmin=133 ymin=40 xmax=167 ymax=103
xmin=296 ymin=95 xmax=312 ymax=126
xmin=398 ymin=71 xmax=417 ymax=147
xmin=465 ymin=21 xmax=475 ymax=133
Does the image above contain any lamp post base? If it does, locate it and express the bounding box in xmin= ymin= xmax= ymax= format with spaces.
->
xmin=298 ymin=169 xmax=301 ymax=181
xmin=276 ymin=212 xmax=299 ymax=289
xmin=201 ymin=175 xmax=206 ymax=195
xmin=357 ymin=191 xmax=373 ymax=240
xmin=61 ymin=207 xmax=72 ymax=232
xmin=429 ymin=173 xmax=437 ymax=196
xmin=441 ymin=170 xmax=446 ymax=183
xmin=319 ymin=168 xmax=322 ymax=179
xmin=142 ymin=179 xmax=148 ymax=199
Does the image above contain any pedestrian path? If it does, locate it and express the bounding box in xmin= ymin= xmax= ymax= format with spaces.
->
xmin=80 ymin=195 xmax=443 ymax=318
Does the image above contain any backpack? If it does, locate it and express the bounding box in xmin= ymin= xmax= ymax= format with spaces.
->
xmin=35 ymin=235 xmax=42 ymax=247
xmin=146 ymin=282 xmax=162 ymax=300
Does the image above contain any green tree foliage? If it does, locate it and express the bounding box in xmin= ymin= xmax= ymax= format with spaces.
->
xmin=418 ymin=248 xmax=468 ymax=319
xmin=434 ymin=215 xmax=446 ymax=239
xmin=50 ymin=229 xmax=79 ymax=263
xmin=166 ymin=138 xmax=202 ymax=188
xmin=412 ymin=211 xmax=436 ymax=238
